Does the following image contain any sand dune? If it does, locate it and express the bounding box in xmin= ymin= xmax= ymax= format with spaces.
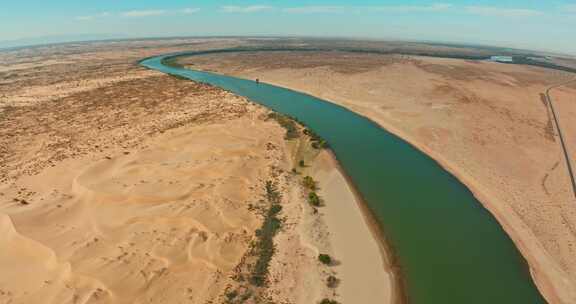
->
xmin=1 ymin=114 xmax=285 ymax=303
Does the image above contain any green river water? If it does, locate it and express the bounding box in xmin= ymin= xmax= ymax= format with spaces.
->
xmin=140 ymin=51 xmax=546 ymax=304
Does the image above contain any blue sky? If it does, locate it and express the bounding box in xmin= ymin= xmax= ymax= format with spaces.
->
xmin=2 ymin=1 xmax=576 ymax=54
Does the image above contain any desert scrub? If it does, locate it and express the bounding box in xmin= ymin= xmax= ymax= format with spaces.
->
xmin=320 ymin=299 xmax=340 ymax=304
xmin=267 ymin=112 xmax=299 ymax=140
xmin=318 ymin=253 xmax=332 ymax=265
xmin=225 ymin=180 xmax=284 ymax=302
xmin=167 ymin=73 xmax=189 ymax=81
xmin=249 ymin=181 xmax=283 ymax=286
xmin=161 ymin=56 xmax=183 ymax=68
xmin=303 ymin=128 xmax=329 ymax=149
xmin=303 ymin=176 xmax=317 ymax=191
xmin=225 ymin=290 xmax=238 ymax=301
xmin=327 ymin=275 xmax=339 ymax=288
xmin=308 ymin=191 xmax=322 ymax=207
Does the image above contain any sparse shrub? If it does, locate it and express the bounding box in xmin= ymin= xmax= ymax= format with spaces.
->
xmin=249 ymin=180 xmax=283 ymax=287
xmin=265 ymin=181 xmax=281 ymax=204
xmin=308 ymin=192 xmax=321 ymax=207
xmin=304 ymin=128 xmax=329 ymax=149
xmin=327 ymin=275 xmax=339 ymax=288
xmin=318 ymin=254 xmax=332 ymax=265
xmin=303 ymin=176 xmax=317 ymax=190
xmin=239 ymin=290 xmax=252 ymax=302
xmin=319 ymin=299 xmax=339 ymax=304
xmin=267 ymin=113 xmax=299 ymax=140
xmin=250 ymin=274 xmax=266 ymax=287
xmin=299 ymin=160 xmax=305 ymax=167
xmin=225 ymin=290 xmax=238 ymax=300
xmin=168 ymin=73 xmax=189 ymax=81
xmin=270 ymin=204 xmax=282 ymax=215
xmin=311 ymin=139 xmax=328 ymax=149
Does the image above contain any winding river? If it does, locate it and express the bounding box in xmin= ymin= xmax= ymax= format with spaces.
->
xmin=141 ymin=51 xmax=546 ymax=304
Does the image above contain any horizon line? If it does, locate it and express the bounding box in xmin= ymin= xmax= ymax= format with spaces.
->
xmin=1 ymin=34 xmax=574 ymax=57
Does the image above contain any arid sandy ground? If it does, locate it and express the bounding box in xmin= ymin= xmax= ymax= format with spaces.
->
xmin=0 ymin=40 xmax=393 ymax=304
xmin=180 ymin=51 xmax=576 ymax=303
xmin=0 ymin=38 xmax=247 ymax=107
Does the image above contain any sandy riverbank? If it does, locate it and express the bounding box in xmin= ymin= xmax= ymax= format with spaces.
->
xmin=180 ymin=51 xmax=576 ymax=303
xmin=310 ymin=151 xmax=397 ymax=303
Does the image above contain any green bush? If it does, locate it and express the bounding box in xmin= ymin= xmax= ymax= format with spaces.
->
xmin=162 ymin=57 xmax=183 ymax=68
xmin=299 ymin=160 xmax=305 ymax=167
xmin=311 ymin=139 xmax=328 ymax=149
xmin=249 ymin=180 xmax=283 ymax=287
xmin=308 ymin=192 xmax=321 ymax=207
xmin=304 ymin=128 xmax=329 ymax=149
xmin=319 ymin=299 xmax=340 ymax=304
xmin=267 ymin=113 xmax=299 ymax=140
xmin=270 ymin=204 xmax=282 ymax=215
xmin=318 ymin=254 xmax=332 ymax=265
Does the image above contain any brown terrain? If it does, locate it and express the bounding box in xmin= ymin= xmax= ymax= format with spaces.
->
xmin=0 ymin=40 xmax=393 ymax=304
xmin=178 ymin=50 xmax=576 ymax=303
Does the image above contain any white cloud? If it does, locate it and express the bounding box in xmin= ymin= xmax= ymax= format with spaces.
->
xmin=427 ymin=3 xmax=453 ymax=11
xmin=75 ymin=16 xmax=94 ymax=21
xmin=75 ymin=8 xmax=197 ymax=21
xmin=283 ymin=6 xmax=346 ymax=14
xmin=368 ymin=3 xmax=452 ymax=12
xmin=181 ymin=8 xmax=200 ymax=14
xmin=122 ymin=10 xmax=167 ymax=17
xmin=283 ymin=3 xmax=451 ymax=14
xmin=74 ymin=12 xmax=111 ymax=21
xmin=221 ymin=5 xmax=273 ymax=13
xmin=465 ymin=6 xmax=542 ymax=17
